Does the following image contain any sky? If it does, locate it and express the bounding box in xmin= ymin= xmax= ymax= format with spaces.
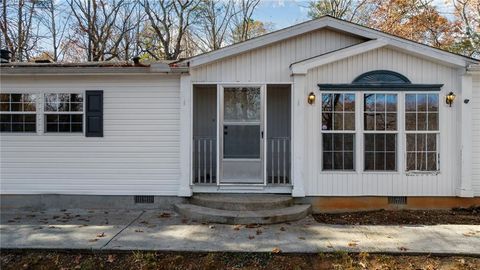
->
xmin=252 ymin=0 xmax=456 ymax=31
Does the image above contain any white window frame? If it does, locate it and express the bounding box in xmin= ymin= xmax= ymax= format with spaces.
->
xmin=404 ymin=92 xmax=440 ymax=174
xmin=320 ymin=91 xmax=357 ymax=171
xmin=0 ymin=93 xmax=38 ymax=133
xmin=362 ymin=92 xmax=399 ymax=172
xmin=43 ymin=93 xmax=85 ymax=134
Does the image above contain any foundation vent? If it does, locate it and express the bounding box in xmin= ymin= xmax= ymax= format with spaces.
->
xmin=388 ymin=196 xmax=407 ymax=205
xmin=134 ymin=195 xmax=154 ymax=204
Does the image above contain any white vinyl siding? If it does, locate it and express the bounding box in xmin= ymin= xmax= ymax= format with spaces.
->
xmin=0 ymin=75 xmax=181 ymax=195
xmin=190 ymin=28 xmax=366 ymax=83
xmin=471 ymin=74 xmax=480 ymax=196
xmin=305 ymin=47 xmax=462 ymax=196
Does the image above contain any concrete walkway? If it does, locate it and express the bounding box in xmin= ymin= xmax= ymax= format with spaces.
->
xmin=1 ymin=209 xmax=479 ymax=255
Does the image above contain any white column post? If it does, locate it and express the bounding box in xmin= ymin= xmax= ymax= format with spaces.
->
xmin=178 ymin=74 xmax=193 ymax=197
xmin=457 ymin=74 xmax=474 ymax=197
xmin=292 ymin=74 xmax=306 ymax=197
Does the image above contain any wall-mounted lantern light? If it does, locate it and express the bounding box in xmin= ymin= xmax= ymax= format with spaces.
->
xmin=308 ymin=92 xmax=316 ymax=105
xmin=445 ymin=92 xmax=456 ymax=107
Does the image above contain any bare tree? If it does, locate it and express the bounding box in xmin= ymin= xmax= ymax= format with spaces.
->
xmin=141 ymin=0 xmax=201 ymax=60
xmin=308 ymin=0 xmax=373 ymax=24
xmin=193 ymin=0 xmax=237 ymax=52
xmin=36 ymin=1 xmax=73 ymax=62
xmin=0 ymin=0 xmax=41 ymax=62
xmin=112 ymin=1 xmax=145 ymax=61
xmin=68 ymin=0 xmax=137 ymax=61
xmin=231 ymin=0 xmax=260 ymax=43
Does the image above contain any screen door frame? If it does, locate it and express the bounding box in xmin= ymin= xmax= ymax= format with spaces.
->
xmin=218 ymin=84 xmax=266 ymax=185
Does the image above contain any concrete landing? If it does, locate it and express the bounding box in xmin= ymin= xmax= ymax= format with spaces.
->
xmin=174 ymin=203 xmax=311 ymax=224
xmin=1 ymin=209 xmax=479 ymax=254
xmin=174 ymin=194 xmax=311 ymax=224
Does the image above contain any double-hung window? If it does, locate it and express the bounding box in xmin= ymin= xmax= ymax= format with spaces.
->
xmin=405 ymin=93 xmax=439 ymax=172
xmin=0 ymin=93 xmax=37 ymax=133
xmin=364 ymin=93 xmax=398 ymax=171
xmin=321 ymin=93 xmax=356 ymax=171
xmin=44 ymin=93 xmax=84 ymax=133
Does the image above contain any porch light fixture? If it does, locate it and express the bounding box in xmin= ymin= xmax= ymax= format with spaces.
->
xmin=308 ymin=92 xmax=316 ymax=104
xmin=445 ymin=92 xmax=456 ymax=107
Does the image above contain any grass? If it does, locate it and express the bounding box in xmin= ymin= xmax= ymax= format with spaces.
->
xmin=1 ymin=251 xmax=479 ymax=270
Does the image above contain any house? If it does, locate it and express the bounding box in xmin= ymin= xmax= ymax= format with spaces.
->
xmin=1 ymin=16 xmax=480 ymax=219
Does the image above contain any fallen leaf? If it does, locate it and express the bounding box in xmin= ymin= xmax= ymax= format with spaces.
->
xmin=209 ymin=225 xmax=215 ymax=229
xmin=233 ymin=225 xmax=241 ymax=231
xmin=159 ymin=212 xmax=171 ymax=218
xmin=327 ymin=245 xmax=333 ymax=248
xmin=463 ymin=232 xmax=476 ymax=237
xmin=398 ymin=246 xmax=409 ymax=251
xmin=96 ymin=232 xmax=106 ymax=238
xmin=245 ymin=224 xmax=260 ymax=228
xmin=140 ymin=220 xmax=149 ymax=224
xmin=181 ymin=218 xmax=189 ymax=224
xmin=248 ymin=235 xmax=255 ymax=239
xmin=88 ymin=239 xmax=98 ymax=242
xmin=280 ymin=227 xmax=286 ymax=231
xmin=298 ymin=237 xmax=306 ymax=240
xmin=135 ymin=229 xmax=144 ymax=233
xmin=272 ymin=247 xmax=282 ymax=253
xmin=348 ymin=242 xmax=358 ymax=247
xmin=107 ymin=254 xmax=116 ymax=263
xmin=147 ymin=224 xmax=156 ymax=228
xmin=256 ymin=229 xmax=262 ymax=235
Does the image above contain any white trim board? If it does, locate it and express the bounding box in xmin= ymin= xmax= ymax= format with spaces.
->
xmin=290 ymin=39 xmax=388 ymax=74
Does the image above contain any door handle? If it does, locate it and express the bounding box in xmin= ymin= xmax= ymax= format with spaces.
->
xmin=261 ymin=131 xmax=264 ymax=139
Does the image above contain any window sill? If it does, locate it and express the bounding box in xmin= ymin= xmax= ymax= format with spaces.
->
xmin=320 ymin=171 xmax=358 ymax=175
xmin=406 ymin=171 xmax=440 ymax=176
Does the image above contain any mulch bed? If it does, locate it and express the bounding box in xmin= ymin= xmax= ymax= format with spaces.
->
xmin=1 ymin=251 xmax=479 ymax=270
xmin=313 ymin=207 xmax=480 ymax=225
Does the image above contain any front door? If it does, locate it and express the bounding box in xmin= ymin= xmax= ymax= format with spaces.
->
xmin=220 ymin=86 xmax=264 ymax=184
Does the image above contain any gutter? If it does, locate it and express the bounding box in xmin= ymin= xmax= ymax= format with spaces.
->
xmin=0 ymin=62 xmax=186 ymax=76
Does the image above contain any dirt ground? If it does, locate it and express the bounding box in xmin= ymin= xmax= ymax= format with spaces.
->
xmin=313 ymin=207 xmax=480 ymax=225
xmin=1 ymin=251 xmax=479 ymax=270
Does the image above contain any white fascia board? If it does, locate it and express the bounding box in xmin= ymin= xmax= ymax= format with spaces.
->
xmin=326 ymin=20 xmax=473 ymax=67
xmin=188 ymin=18 xmax=329 ymax=67
xmin=290 ymin=39 xmax=387 ymax=74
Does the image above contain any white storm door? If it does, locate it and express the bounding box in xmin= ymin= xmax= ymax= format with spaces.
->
xmin=220 ymin=86 xmax=264 ymax=184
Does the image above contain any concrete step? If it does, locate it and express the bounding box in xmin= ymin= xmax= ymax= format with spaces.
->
xmin=190 ymin=194 xmax=294 ymax=211
xmin=174 ymin=203 xmax=311 ymax=224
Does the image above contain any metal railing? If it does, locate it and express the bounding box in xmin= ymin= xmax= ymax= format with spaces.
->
xmin=267 ymin=137 xmax=290 ymax=184
xmin=193 ymin=137 xmax=216 ymax=184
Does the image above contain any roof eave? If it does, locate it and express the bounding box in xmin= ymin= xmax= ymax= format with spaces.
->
xmin=184 ymin=16 xmax=477 ymax=69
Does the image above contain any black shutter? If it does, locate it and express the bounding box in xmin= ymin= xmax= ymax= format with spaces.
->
xmin=85 ymin=90 xmax=103 ymax=137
